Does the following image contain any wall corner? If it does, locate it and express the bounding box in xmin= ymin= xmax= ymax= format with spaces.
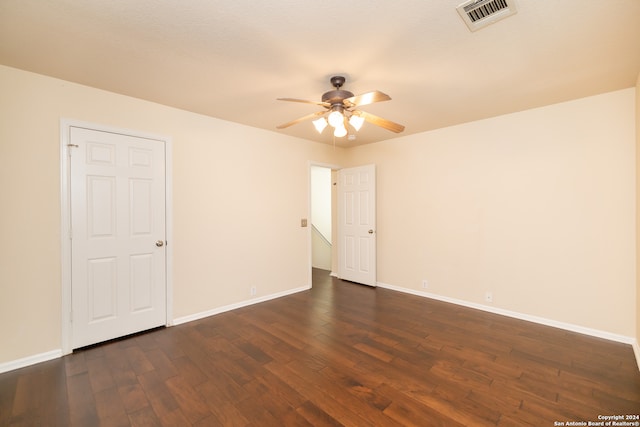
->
xmin=635 ymin=72 xmax=640 ymax=368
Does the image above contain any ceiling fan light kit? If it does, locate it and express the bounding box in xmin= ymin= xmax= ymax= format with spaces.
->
xmin=276 ymin=76 xmax=405 ymax=138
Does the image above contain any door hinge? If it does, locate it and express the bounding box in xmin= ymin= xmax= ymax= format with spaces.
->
xmin=67 ymin=143 xmax=78 ymax=156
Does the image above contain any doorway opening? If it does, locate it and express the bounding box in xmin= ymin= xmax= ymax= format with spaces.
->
xmin=309 ymin=162 xmax=377 ymax=288
xmin=310 ymin=165 xmax=333 ymax=272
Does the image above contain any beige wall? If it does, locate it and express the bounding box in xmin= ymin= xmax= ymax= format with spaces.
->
xmin=1 ymin=63 xmax=637 ymax=367
xmin=0 ymin=65 xmax=342 ymax=364
xmin=344 ymin=89 xmax=636 ymax=337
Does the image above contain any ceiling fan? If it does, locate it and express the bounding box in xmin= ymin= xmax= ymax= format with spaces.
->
xmin=276 ymin=76 xmax=405 ymax=138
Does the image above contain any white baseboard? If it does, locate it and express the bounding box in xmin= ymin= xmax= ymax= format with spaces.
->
xmin=632 ymin=340 xmax=640 ymax=371
xmin=376 ymin=281 xmax=636 ymax=346
xmin=0 ymin=349 xmax=63 ymax=374
xmin=3 ymin=284 xmax=636 ymax=374
xmin=173 ymin=284 xmax=311 ymax=326
xmin=1 ymin=285 xmax=311 ymax=373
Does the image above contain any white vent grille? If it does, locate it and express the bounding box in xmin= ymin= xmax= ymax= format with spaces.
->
xmin=457 ymin=0 xmax=517 ymax=32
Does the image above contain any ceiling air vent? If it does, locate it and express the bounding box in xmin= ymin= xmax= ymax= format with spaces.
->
xmin=456 ymin=0 xmax=517 ymax=32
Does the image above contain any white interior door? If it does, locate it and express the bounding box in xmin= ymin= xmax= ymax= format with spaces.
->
xmin=338 ymin=164 xmax=376 ymax=286
xmin=70 ymin=127 xmax=167 ymax=349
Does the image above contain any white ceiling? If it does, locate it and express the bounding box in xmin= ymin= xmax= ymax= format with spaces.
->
xmin=1 ymin=0 xmax=639 ymax=146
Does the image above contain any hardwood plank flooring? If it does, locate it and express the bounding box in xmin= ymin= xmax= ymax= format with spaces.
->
xmin=1 ymin=269 xmax=639 ymax=426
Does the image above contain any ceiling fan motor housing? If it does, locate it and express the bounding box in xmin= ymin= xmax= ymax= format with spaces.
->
xmin=322 ymin=89 xmax=355 ymax=105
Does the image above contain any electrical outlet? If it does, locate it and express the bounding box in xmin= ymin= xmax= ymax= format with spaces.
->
xmin=250 ymin=286 xmax=257 ymax=296
xmin=485 ymin=291 xmax=493 ymax=303
xmin=422 ymin=279 xmax=429 ymax=289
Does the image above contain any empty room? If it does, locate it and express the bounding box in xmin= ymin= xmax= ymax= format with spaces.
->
xmin=1 ymin=0 xmax=639 ymax=425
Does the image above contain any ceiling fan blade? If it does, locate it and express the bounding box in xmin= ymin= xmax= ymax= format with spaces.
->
xmin=276 ymin=110 xmax=326 ymax=129
xmin=358 ymin=111 xmax=405 ymax=133
xmin=343 ymin=91 xmax=391 ymax=108
xmin=277 ymin=98 xmax=331 ymax=108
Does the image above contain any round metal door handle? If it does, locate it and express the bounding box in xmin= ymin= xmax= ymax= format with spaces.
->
xmin=368 ymin=229 xmax=374 ymax=234
xmin=155 ymin=240 xmax=164 ymax=247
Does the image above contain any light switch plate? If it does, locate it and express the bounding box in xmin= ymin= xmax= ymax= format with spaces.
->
xmin=301 ymin=218 xmax=308 ymax=227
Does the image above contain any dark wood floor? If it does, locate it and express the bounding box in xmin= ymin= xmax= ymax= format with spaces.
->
xmin=1 ymin=269 xmax=639 ymax=426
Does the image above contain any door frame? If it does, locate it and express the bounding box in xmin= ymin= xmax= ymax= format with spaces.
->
xmin=60 ymin=119 xmax=174 ymax=355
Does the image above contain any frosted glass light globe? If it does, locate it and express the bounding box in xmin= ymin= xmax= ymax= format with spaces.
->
xmin=333 ymin=125 xmax=347 ymax=137
xmin=328 ymin=110 xmax=344 ymax=128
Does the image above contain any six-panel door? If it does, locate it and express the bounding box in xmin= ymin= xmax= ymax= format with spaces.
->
xmin=338 ymin=164 xmax=376 ymax=286
xmin=70 ymin=127 xmax=167 ymax=349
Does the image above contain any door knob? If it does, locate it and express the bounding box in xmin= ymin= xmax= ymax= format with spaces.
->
xmin=368 ymin=229 xmax=374 ymax=234
xmin=155 ymin=240 xmax=164 ymax=247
